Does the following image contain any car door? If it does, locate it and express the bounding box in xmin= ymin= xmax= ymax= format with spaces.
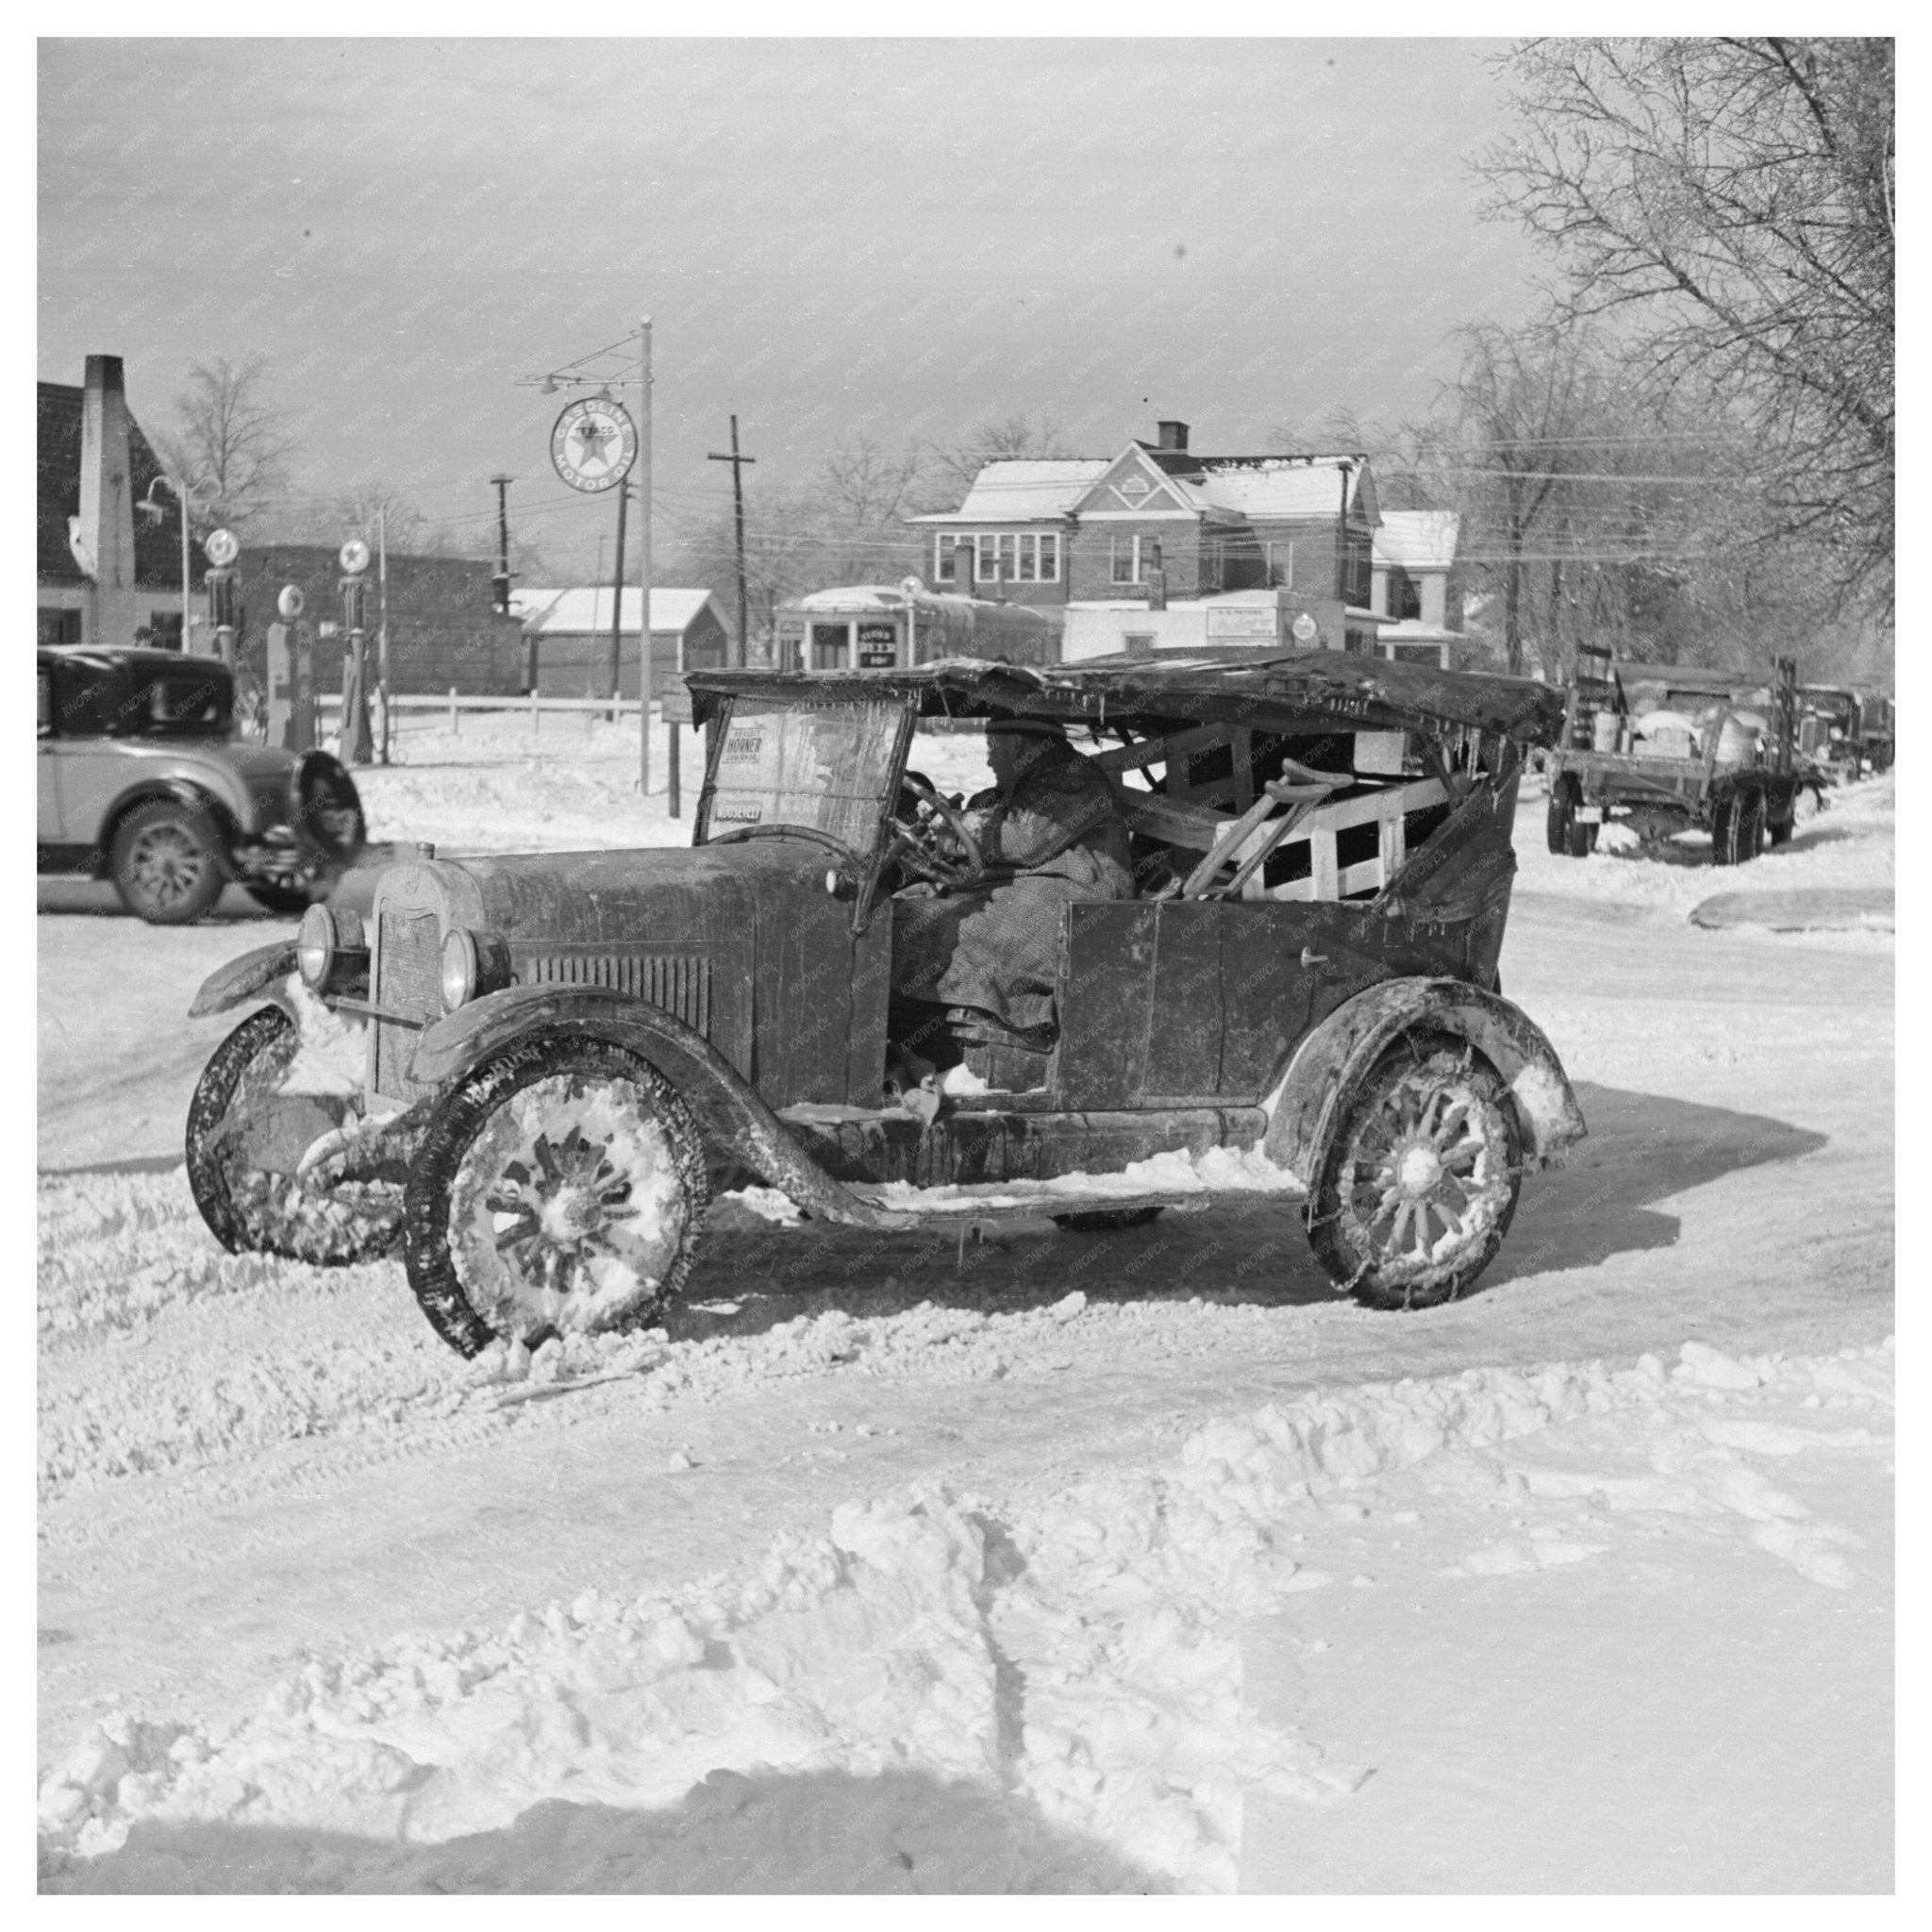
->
xmin=1054 ymin=898 xmax=1321 ymax=1108
xmin=36 ymin=666 xmax=64 ymax=843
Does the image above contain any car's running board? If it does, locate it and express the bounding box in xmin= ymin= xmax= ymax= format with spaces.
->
xmin=840 ymin=1168 xmax=1307 ymax=1229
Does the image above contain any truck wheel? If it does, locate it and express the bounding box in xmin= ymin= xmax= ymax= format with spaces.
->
xmin=1712 ymin=792 xmax=1764 ymax=865
xmin=1307 ymin=1035 xmax=1523 ymax=1311
xmin=1545 ymin=786 xmax=1574 ymax=855
xmin=110 ymin=798 xmax=225 ymax=924
xmin=1780 ymin=784 xmax=1824 ymax=839
xmin=186 ymin=1006 xmax=404 ymax=1264
xmin=1052 ymin=1207 xmax=1163 ymax=1233
xmin=1565 ymin=814 xmax=1599 ymax=858
xmin=404 ymin=1035 xmax=709 ymax=1357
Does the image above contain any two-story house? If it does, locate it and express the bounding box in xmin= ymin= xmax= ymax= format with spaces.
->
xmin=907 ymin=420 xmax=1384 ymax=647
xmin=1370 ymin=509 xmax=1466 ymax=668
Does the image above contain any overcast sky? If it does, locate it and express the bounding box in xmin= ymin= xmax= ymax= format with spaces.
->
xmin=39 ymin=37 xmax=1541 ymax=581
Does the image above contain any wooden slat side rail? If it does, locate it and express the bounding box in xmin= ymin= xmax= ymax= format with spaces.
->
xmin=1088 ymin=724 xmax=1230 ymax=776
xmin=1108 ymin=784 xmax=1230 ymax=850
xmin=1237 ymin=774 xmax=1449 ymax=903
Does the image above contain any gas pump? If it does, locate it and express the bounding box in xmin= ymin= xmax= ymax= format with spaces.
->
xmin=204 ymin=526 xmax=240 ymax=669
xmin=338 ymin=539 xmax=374 ymax=765
xmin=264 ymin=584 xmax=315 ymax=752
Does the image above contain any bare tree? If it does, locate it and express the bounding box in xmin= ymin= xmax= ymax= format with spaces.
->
xmin=158 ymin=354 xmax=298 ymax=529
xmin=1416 ymin=322 xmax=1614 ymax=677
xmin=1475 ymin=37 xmax=1894 ymax=617
xmin=916 ymin=411 xmax=1070 ymax=513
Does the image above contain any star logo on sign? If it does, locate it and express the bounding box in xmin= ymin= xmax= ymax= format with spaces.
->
xmin=573 ymin=415 xmax=617 ymax=470
xmin=551 ymin=396 xmax=636 ymax=491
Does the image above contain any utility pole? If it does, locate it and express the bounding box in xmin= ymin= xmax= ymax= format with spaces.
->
xmin=490 ymin=474 xmax=514 ymax=616
xmin=708 ymin=416 xmax=756 ymax=667
xmin=638 ymin=317 xmax=653 ymax=797
xmin=376 ymin=506 xmax=391 ymax=764
xmin=607 ymin=481 xmax=628 ymax=704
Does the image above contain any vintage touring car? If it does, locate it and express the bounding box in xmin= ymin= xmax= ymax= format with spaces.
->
xmin=184 ymin=651 xmax=1586 ymax=1354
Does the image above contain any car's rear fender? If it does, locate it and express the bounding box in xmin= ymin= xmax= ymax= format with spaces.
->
xmin=410 ymin=986 xmax=906 ymax=1230
xmin=1261 ymin=976 xmax=1586 ymax=1184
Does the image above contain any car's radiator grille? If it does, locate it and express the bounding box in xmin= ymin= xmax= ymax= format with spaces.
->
xmin=374 ymin=909 xmax=441 ymax=1099
xmin=521 ymin=949 xmax=711 ymax=1036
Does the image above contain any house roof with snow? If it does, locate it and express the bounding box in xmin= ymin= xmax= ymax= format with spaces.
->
xmin=908 ymin=443 xmax=1376 ymax=527
xmin=1374 ymin=510 xmax=1461 ymax=574
xmin=512 ymin=587 xmax=721 ymax=635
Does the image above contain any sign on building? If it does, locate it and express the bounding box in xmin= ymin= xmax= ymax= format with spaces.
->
xmin=1205 ymin=605 xmax=1279 ymax=642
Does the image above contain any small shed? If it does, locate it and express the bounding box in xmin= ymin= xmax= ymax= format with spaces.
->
xmin=513 ymin=587 xmax=730 ymax=698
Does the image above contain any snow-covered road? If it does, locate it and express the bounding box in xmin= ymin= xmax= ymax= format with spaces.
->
xmin=36 ymin=731 xmax=1894 ymax=1891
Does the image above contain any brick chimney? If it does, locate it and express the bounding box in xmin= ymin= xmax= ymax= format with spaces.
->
xmin=1156 ymin=420 xmax=1189 ymax=452
xmin=77 ymin=354 xmax=143 ymax=644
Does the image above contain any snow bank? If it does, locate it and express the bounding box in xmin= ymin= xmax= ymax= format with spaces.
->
xmin=39 ymin=1338 xmax=1891 ymax=1893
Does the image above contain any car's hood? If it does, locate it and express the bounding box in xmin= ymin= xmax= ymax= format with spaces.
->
xmin=375 ymin=838 xmax=852 ymax=958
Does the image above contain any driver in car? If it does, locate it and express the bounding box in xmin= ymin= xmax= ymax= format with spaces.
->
xmin=891 ymin=715 xmax=1134 ymax=1046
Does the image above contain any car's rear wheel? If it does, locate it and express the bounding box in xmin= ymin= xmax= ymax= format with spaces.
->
xmin=1307 ymin=1035 xmax=1523 ymax=1311
xmin=404 ymin=1035 xmax=709 ymax=1357
xmin=110 ymin=798 xmax=225 ymax=924
xmin=1052 ymin=1207 xmax=1164 ymax=1233
xmin=186 ymin=1006 xmax=404 ymax=1264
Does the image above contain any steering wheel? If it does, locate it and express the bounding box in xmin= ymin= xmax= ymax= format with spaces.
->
xmin=886 ymin=770 xmax=985 ymax=890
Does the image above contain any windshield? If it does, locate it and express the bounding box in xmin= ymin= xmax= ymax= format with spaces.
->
xmin=698 ymin=698 xmax=907 ymax=853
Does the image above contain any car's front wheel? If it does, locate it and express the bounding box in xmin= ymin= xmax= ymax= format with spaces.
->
xmin=110 ymin=797 xmax=225 ymax=924
xmin=1307 ymin=1035 xmax=1523 ymax=1311
xmin=186 ymin=1006 xmax=405 ymax=1264
xmin=404 ymin=1034 xmax=710 ymax=1357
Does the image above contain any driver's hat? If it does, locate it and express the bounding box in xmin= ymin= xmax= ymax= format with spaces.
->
xmin=985 ymin=714 xmax=1065 ymax=739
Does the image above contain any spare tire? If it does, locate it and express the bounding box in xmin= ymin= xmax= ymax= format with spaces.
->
xmin=291 ymin=750 xmax=365 ymax=865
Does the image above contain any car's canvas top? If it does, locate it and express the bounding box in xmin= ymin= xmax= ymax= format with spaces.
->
xmin=688 ymin=651 xmax=1566 ymax=744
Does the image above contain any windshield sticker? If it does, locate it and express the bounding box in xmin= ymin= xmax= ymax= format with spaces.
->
xmin=706 ymin=701 xmax=901 ymax=850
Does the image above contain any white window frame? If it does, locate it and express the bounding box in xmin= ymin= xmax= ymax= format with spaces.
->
xmin=956 ymin=531 xmax=1060 ymax=588
xmin=1110 ymin=534 xmax=1142 ymax=585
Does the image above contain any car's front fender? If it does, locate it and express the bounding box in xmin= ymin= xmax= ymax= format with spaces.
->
xmin=188 ymin=941 xmax=300 ymax=1019
xmin=1262 ymin=976 xmax=1586 ymax=1183
xmin=412 ymin=986 xmax=906 ymax=1230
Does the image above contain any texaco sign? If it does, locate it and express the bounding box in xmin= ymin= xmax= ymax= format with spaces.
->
xmin=550 ymin=397 xmax=638 ymax=493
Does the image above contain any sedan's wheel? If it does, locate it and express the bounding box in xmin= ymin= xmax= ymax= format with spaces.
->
xmin=111 ymin=798 xmax=225 ymax=924
xmin=405 ymin=1035 xmax=709 ymax=1357
xmin=1052 ymin=1207 xmax=1164 ymax=1233
xmin=186 ymin=1006 xmax=404 ymax=1264
xmin=1307 ymin=1037 xmax=1523 ymax=1310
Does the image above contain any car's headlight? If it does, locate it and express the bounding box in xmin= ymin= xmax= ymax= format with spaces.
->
xmin=441 ymin=927 xmax=481 ymax=1011
xmin=298 ymin=905 xmax=364 ymax=991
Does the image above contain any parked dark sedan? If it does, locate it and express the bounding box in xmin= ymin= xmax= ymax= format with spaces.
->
xmin=37 ymin=646 xmax=364 ymax=923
